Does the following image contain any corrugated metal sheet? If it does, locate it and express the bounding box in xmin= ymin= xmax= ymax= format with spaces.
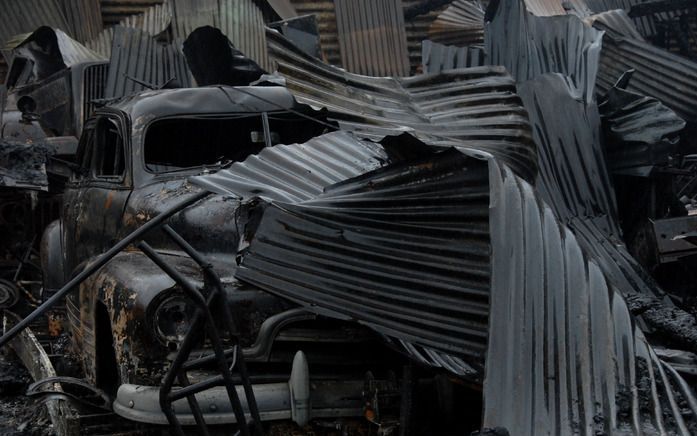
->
xmin=191 ymin=131 xmax=390 ymax=203
xmin=118 ymin=0 xmax=171 ymax=36
xmin=266 ymin=27 xmax=537 ymax=182
xmin=484 ymin=160 xmax=697 ymax=435
xmin=0 ymin=0 xmax=71 ymax=47
xmin=597 ymin=35 xmax=697 ymax=123
xmin=104 ymin=26 xmax=192 ymax=98
xmin=0 ymin=0 xmax=103 ymax=47
xmin=485 ymin=0 xmax=603 ymax=102
xmin=584 ymin=8 xmax=645 ymax=39
xmin=100 ymin=0 xmax=164 ymax=26
xmin=334 ymin=0 xmax=411 ymax=76
xmin=599 ymin=76 xmax=685 ymax=170
xmin=289 ymin=0 xmax=341 ymax=66
xmin=286 ymin=0 xmax=448 ymax=74
xmin=236 ymin=149 xmax=491 ymax=379
xmin=427 ymin=0 xmax=485 ymax=47
xmin=170 ymin=0 xmax=270 ymax=70
xmin=421 ymin=40 xmax=485 ymax=74
xmin=196 ymin=127 xmax=697 ymax=433
xmin=59 ymin=0 xmax=104 ymax=43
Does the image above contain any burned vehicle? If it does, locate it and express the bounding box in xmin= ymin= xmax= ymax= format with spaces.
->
xmin=39 ymin=85 xmax=417 ymax=429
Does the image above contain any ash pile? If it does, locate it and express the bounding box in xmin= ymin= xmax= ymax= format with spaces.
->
xmin=3 ymin=0 xmax=697 ymax=435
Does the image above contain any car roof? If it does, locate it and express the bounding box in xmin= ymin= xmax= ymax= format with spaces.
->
xmin=107 ymin=85 xmax=301 ymax=121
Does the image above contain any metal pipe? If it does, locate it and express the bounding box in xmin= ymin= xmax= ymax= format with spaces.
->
xmin=0 ymin=190 xmax=211 ymax=349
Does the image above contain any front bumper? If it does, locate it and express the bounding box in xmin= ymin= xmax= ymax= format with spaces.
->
xmin=113 ymin=351 xmax=365 ymax=426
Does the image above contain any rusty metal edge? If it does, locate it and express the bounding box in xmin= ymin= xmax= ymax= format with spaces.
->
xmin=3 ymin=311 xmax=79 ymax=436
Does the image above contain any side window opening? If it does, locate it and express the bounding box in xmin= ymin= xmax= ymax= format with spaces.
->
xmin=94 ymin=117 xmax=125 ymax=179
xmin=143 ymin=112 xmax=328 ymax=173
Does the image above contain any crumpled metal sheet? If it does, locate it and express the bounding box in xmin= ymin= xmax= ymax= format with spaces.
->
xmin=189 ymin=131 xmax=390 ymax=203
xmin=597 ymin=34 xmax=697 ymax=123
xmin=334 ymin=0 xmax=411 ymax=77
xmin=421 ymin=40 xmax=485 ymax=74
xmin=583 ymin=8 xmax=645 ymax=39
xmin=599 ymin=72 xmax=685 ymax=170
xmin=0 ymin=140 xmax=52 ymax=190
xmin=518 ymin=73 xmax=697 ymax=356
xmin=7 ymin=27 xmax=105 ymax=76
xmin=199 ymin=129 xmax=697 ymax=433
xmin=233 ymin=147 xmax=491 ymax=379
xmin=485 ymin=0 xmax=603 ymax=102
xmin=266 ymin=27 xmax=537 ymax=182
xmin=484 ymin=161 xmax=697 ymax=436
xmin=426 ymin=0 xmax=485 ymax=47
xmin=104 ymin=26 xmax=192 ymax=99
xmin=517 ymin=74 xmax=620 ymax=237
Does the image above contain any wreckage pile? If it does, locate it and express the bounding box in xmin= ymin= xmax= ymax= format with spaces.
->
xmin=3 ymin=0 xmax=697 ymax=435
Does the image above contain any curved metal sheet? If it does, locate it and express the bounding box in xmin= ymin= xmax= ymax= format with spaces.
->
xmin=189 ymin=131 xmax=391 ymax=203
xmin=485 ymin=0 xmax=603 ymax=102
xmin=427 ymin=0 xmax=485 ymax=47
xmin=266 ymin=28 xmax=538 ymax=183
xmin=235 ymin=148 xmax=492 ymax=380
xmin=597 ymin=35 xmax=697 ymax=123
xmin=421 ymin=40 xmax=485 ymax=74
xmin=485 ymin=161 xmax=697 ymax=435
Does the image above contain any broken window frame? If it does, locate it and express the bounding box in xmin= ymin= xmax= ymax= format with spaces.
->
xmin=73 ymin=113 xmax=129 ymax=186
xmin=140 ymin=112 xmax=277 ymax=175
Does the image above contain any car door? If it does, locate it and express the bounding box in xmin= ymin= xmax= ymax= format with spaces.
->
xmin=62 ymin=113 xmax=132 ymax=275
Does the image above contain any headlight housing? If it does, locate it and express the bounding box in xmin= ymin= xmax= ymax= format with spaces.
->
xmin=153 ymin=294 xmax=195 ymax=348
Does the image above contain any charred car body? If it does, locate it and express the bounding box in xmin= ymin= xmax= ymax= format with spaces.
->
xmin=39 ymin=84 xmax=417 ymax=428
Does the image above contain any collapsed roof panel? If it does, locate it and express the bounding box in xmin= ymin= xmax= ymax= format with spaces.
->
xmin=421 ymin=40 xmax=485 ymax=74
xmin=195 ymin=129 xmax=697 ymax=433
xmin=597 ymin=34 xmax=697 ymax=123
xmin=190 ymin=131 xmax=389 ymax=203
xmin=427 ymin=0 xmax=485 ymax=46
xmin=485 ymin=0 xmax=603 ymax=102
xmin=484 ymin=160 xmax=697 ymax=435
xmin=266 ymin=28 xmax=537 ymax=182
xmin=334 ymin=0 xmax=411 ymax=77
xmin=235 ymin=149 xmax=491 ymax=379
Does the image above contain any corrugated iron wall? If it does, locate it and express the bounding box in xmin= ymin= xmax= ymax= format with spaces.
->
xmin=100 ymin=0 xmax=164 ymax=26
xmin=334 ymin=0 xmax=411 ymax=76
xmin=288 ymin=0 xmax=448 ymax=74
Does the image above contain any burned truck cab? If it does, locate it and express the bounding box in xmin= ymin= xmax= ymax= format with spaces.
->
xmin=41 ymin=85 xmax=401 ymax=428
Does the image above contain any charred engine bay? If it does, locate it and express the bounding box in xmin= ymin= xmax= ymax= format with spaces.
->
xmin=3 ymin=0 xmax=697 ymax=435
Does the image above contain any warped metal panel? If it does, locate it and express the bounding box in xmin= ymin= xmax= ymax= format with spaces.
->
xmin=190 ymin=131 xmax=390 ymax=203
xmin=583 ymin=8 xmax=645 ymax=39
xmin=334 ymin=0 xmax=411 ymax=76
xmin=597 ymin=35 xmax=697 ymax=123
xmin=421 ymin=40 xmax=485 ymax=74
xmin=266 ymin=28 xmax=538 ymax=183
xmin=104 ymin=26 xmax=192 ymax=99
xmin=485 ymin=0 xmax=603 ymax=102
xmin=600 ymin=76 xmax=685 ymax=170
xmin=235 ymin=149 xmax=492 ymax=379
xmin=519 ymin=73 xmax=697 ymax=355
xmin=427 ymin=0 xmax=485 ymax=47
xmin=484 ymin=161 xmax=697 ymax=435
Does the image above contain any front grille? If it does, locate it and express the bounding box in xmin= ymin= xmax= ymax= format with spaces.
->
xmin=82 ymin=63 xmax=108 ymax=123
